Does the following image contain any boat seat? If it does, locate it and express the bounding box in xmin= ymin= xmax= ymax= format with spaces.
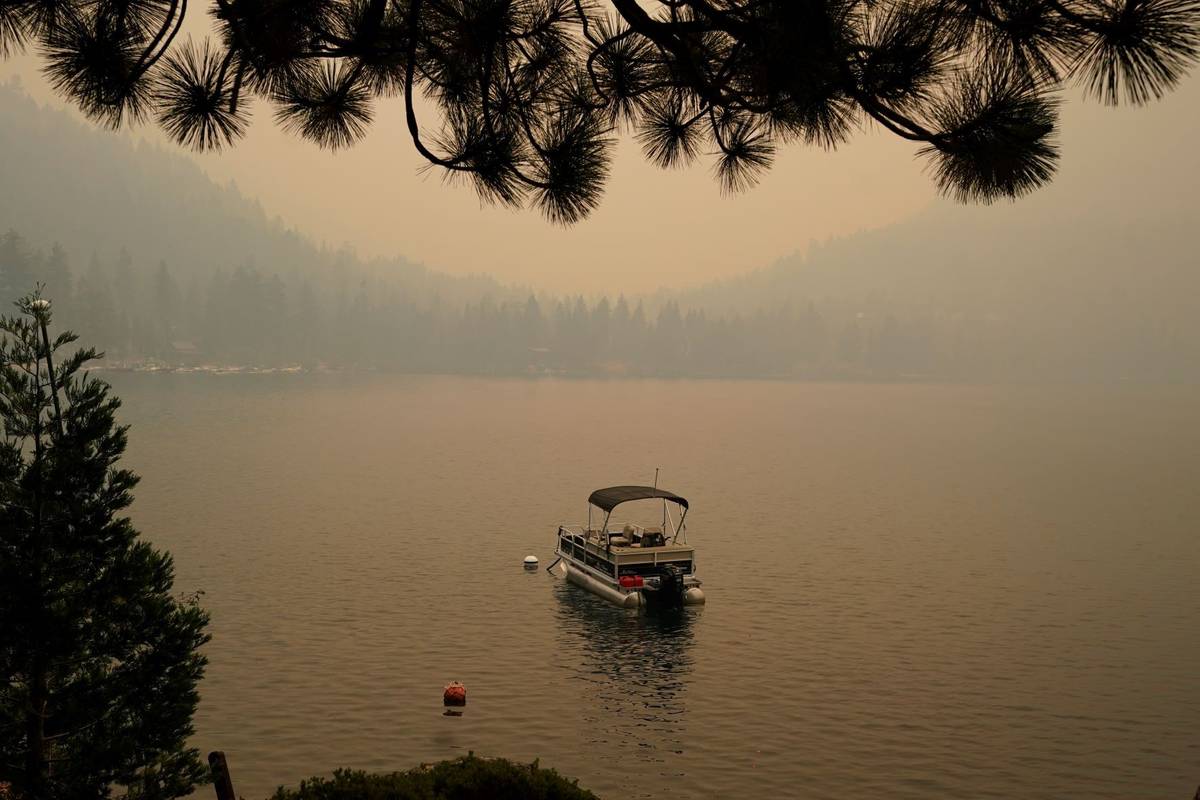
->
xmin=608 ymin=535 xmax=631 ymax=547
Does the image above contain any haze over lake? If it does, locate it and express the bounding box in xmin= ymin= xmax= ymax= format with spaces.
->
xmin=4 ymin=0 xmax=1200 ymax=791
xmin=111 ymin=373 xmax=1200 ymax=799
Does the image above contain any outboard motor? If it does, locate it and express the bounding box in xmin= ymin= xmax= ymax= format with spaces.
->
xmin=647 ymin=564 xmax=685 ymax=609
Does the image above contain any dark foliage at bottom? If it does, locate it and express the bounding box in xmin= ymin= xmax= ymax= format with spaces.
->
xmin=268 ymin=756 xmax=599 ymax=800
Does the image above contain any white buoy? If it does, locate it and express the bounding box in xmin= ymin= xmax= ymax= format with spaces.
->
xmin=523 ymin=555 xmax=539 ymax=570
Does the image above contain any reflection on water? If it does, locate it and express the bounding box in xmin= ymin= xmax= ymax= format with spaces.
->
xmin=553 ymin=582 xmax=699 ymax=758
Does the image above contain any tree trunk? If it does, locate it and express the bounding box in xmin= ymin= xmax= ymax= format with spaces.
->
xmin=24 ymin=342 xmax=49 ymax=795
xmin=38 ymin=318 xmax=64 ymax=437
xmin=24 ymin=662 xmax=47 ymax=797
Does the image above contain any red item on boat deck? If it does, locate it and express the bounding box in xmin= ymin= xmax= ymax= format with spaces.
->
xmin=443 ymin=681 xmax=466 ymax=706
xmin=618 ymin=575 xmax=644 ymax=588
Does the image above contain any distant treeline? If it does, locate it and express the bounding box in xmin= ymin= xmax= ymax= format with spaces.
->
xmin=1 ymin=230 xmax=1191 ymax=380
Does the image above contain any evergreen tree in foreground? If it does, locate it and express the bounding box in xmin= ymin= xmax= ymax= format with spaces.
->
xmin=0 ymin=291 xmax=210 ymax=799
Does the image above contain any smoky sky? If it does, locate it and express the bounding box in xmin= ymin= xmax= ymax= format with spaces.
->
xmin=2 ymin=41 xmax=1198 ymax=293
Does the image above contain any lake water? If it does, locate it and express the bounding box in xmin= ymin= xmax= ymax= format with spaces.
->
xmin=108 ymin=374 xmax=1200 ymax=799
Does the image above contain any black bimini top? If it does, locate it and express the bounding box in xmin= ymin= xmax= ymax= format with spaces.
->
xmin=588 ymin=485 xmax=689 ymax=513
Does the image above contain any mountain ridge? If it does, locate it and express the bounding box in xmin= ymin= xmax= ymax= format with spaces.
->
xmin=0 ymin=80 xmax=513 ymax=306
xmin=1 ymin=80 xmax=1197 ymax=379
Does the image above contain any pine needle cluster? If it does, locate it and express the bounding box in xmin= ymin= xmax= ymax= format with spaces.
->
xmin=3 ymin=0 xmax=1197 ymax=220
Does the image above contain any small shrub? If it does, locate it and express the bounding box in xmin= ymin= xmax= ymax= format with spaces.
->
xmin=269 ymin=755 xmax=599 ymax=800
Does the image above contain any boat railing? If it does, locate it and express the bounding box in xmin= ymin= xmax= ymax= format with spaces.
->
xmin=559 ymin=523 xmax=653 ymax=536
xmin=558 ymin=524 xmax=618 ymax=538
xmin=558 ymin=525 xmax=684 ymax=557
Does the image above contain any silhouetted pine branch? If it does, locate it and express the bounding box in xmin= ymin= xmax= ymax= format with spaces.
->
xmin=4 ymin=0 xmax=1197 ymax=220
xmin=155 ymin=39 xmax=249 ymax=149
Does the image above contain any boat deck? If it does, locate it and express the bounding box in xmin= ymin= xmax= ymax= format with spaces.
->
xmin=558 ymin=525 xmax=695 ymax=570
xmin=605 ymin=541 xmax=694 ymax=555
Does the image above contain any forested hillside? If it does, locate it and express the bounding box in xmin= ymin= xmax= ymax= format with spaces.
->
xmin=0 ymin=81 xmax=512 ymax=307
xmin=2 ymin=81 xmax=1196 ymax=381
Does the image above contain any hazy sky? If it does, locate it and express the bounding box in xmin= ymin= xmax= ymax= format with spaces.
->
xmin=3 ymin=36 xmax=1198 ymax=293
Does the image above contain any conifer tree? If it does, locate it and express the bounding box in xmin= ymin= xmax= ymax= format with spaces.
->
xmin=0 ymin=290 xmax=210 ymax=799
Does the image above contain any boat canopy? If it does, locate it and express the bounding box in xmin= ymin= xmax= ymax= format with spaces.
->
xmin=588 ymin=485 xmax=689 ymax=512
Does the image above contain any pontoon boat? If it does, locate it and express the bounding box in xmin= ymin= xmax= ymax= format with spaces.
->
xmin=550 ymin=485 xmax=705 ymax=608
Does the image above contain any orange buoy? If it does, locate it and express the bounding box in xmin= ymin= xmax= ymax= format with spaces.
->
xmin=443 ymin=681 xmax=466 ymax=706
